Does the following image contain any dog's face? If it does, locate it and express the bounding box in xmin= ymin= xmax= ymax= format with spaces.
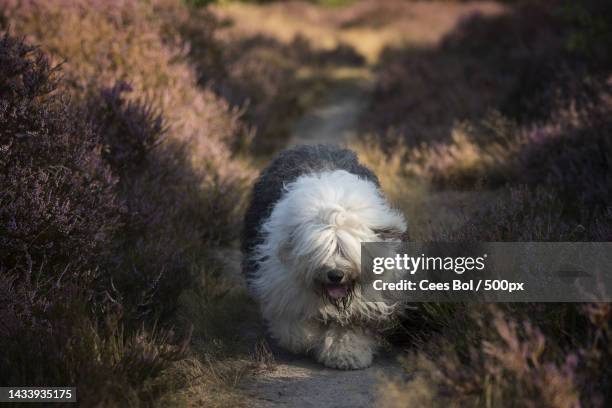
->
xmin=269 ymin=171 xmax=407 ymax=306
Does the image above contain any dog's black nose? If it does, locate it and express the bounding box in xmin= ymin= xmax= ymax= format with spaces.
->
xmin=327 ymin=269 xmax=344 ymax=283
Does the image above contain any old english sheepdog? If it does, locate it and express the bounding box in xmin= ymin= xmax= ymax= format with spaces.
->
xmin=242 ymin=145 xmax=407 ymax=370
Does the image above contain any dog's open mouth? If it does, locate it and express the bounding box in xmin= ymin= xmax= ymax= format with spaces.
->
xmin=325 ymin=284 xmax=350 ymax=299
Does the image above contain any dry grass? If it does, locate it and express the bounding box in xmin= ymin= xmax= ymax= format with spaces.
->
xmin=2 ymin=0 xmax=253 ymax=166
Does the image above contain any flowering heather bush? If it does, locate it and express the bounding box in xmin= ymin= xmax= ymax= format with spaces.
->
xmin=1 ymin=0 xmax=256 ymax=318
xmin=379 ymin=184 xmax=611 ymax=405
xmin=0 ymin=0 xmax=252 ymax=156
xmin=374 ymin=144 xmax=612 ymax=406
xmin=361 ymin=4 xmax=612 ymax=405
xmin=0 ymin=0 xmax=255 ymax=399
xmin=0 ymin=32 xmax=121 ymax=290
xmin=375 ymin=112 xmax=612 ymax=406
xmin=404 ymin=103 xmax=612 ymax=211
xmin=434 ymin=187 xmax=571 ymax=242
xmin=365 ymin=0 xmax=612 ymax=144
xmin=0 ymin=32 xmax=192 ymax=404
xmin=382 ymin=305 xmax=586 ymax=408
xmin=88 ymin=81 xmax=167 ymax=174
xmin=85 ymin=81 xmax=249 ymax=323
xmin=518 ymin=105 xmax=612 ymax=213
xmin=385 ymin=299 xmax=612 ymax=407
xmin=377 ymin=134 xmax=612 ymax=405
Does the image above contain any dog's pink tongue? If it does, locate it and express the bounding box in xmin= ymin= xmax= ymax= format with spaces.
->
xmin=326 ymin=284 xmax=348 ymax=299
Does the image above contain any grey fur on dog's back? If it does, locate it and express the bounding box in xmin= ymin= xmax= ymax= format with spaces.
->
xmin=241 ymin=144 xmax=380 ymax=279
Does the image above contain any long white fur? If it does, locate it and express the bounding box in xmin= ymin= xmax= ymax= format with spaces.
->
xmin=250 ymin=169 xmax=406 ymax=369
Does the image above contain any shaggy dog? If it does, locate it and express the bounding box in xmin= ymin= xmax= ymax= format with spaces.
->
xmin=242 ymin=145 xmax=407 ymax=370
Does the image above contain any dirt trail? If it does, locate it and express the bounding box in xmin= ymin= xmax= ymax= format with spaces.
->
xmin=290 ymin=77 xmax=372 ymax=146
xmin=242 ymin=351 xmax=404 ymax=408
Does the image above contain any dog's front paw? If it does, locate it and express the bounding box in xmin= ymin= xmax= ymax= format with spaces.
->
xmin=316 ymin=328 xmax=374 ymax=370
xmin=318 ymin=346 xmax=373 ymax=370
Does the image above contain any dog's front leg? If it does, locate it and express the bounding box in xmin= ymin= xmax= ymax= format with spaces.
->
xmin=268 ymin=318 xmax=323 ymax=354
xmin=315 ymin=326 xmax=375 ymax=370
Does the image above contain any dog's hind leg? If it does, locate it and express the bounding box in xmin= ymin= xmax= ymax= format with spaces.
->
xmin=315 ymin=326 xmax=375 ymax=370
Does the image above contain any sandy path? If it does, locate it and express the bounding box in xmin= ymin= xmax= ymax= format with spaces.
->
xmin=290 ymin=78 xmax=372 ymax=147
xmin=242 ymin=350 xmax=403 ymax=408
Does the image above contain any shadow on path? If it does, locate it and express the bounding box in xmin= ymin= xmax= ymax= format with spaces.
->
xmin=290 ymin=75 xmax=373 ymax=147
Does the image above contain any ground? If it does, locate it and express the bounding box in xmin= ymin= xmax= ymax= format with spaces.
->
xmin=242 ymin=351 xmax=404 ymax=408
xmin=290 ymin=68 xmax=372 ymax=146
